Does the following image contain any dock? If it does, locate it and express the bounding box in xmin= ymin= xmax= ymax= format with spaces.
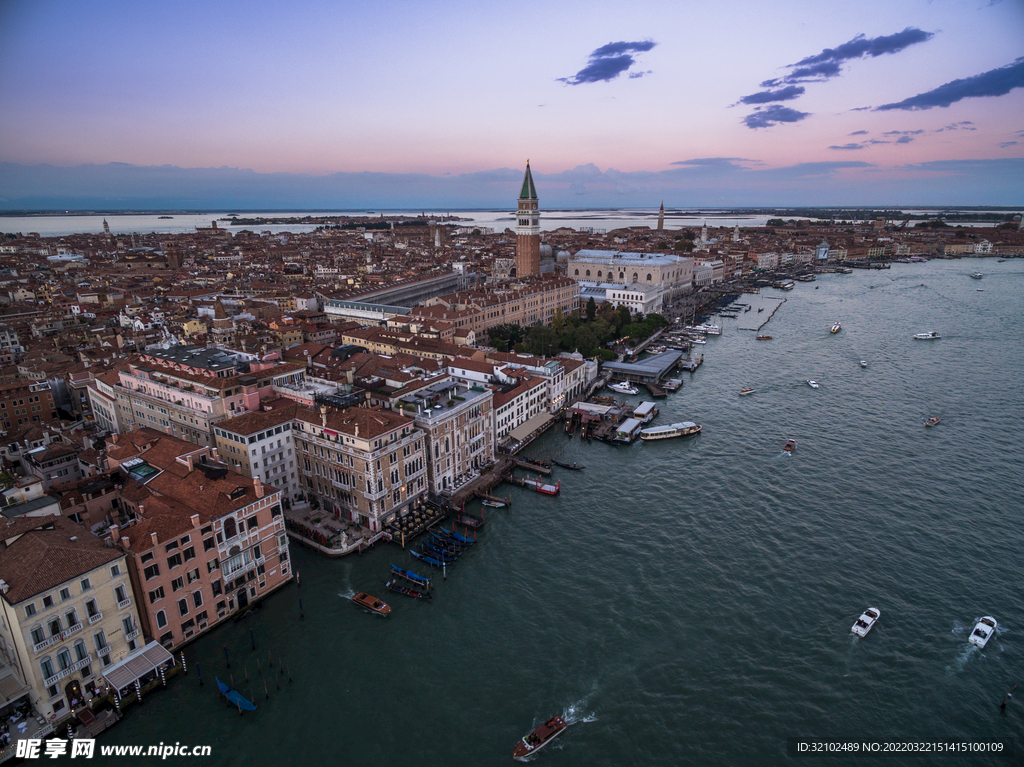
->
xmin=506 ymin=475 xmax=560 ymax=495
xmin=513 ymin=458 xmax=552 ymax=475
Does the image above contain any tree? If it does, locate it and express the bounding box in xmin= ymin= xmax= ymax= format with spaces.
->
xmin=585 ymin=296 xmax=596 ymax=321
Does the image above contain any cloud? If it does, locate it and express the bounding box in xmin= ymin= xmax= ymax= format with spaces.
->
xmin=669 ymin=157 xmax=753 ymax=168
xmin=736 ymin=85 xmax=805 ymax=105
xmin=883 ymin=130 xmax=924 ymax=136
xmin=742 ymin=104 xmax=810 ymax=129
xmin=935 ymin=121 xmax=976 ymax=132
xmin=558 ymin=40 xmax=657 ymax=85
xmin=895 ymin=136 xmax=915 ymax=144
xmin=850 ymin=130 xmax=869 ymax=136
xmin=785 ymin=61 xmax=843 ymax=83
xmin=999 ymin=141 xmax=1019 ymax=148
xmin=876 ymin=56 xmax=1024 ymax=110
xmin=791 ymin=27 xmax=935 ymax=70
xmin=829 ymin=144 xmax=865 ymax=150
xmin=628 ymin=70 xmax=651 ymax=79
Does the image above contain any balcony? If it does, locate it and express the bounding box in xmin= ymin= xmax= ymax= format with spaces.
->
xmin=125 ymin=629 xmax=140 ymax=641
xmin=87 ymin=612 xmax=103 ymax=626
xmin=44 ymin=654 xmax=92 ymax=688
xmin=117 ymin=597 xmax=131 ymax=610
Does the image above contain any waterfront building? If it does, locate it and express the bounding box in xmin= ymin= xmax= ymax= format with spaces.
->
xmin=396 ymin=378 xmax=494 ymax=496
xmin=566 ymin=250 xmax=693 ymax=304
xmin=293 ymin=406 xmax=428 ymax=531
xmin=482 ymin=352 xmax=592 ymax=413
xmin=105 ymin=428 xmax=291 ymax=650
xmin=577 ymin=281 xmax=664 ymax=316
xmin=0 ymin=515 xmax=143 ymax=721
xmin=515 ymin=161 xmax=541 ymax=278
xmin=213 ymin=403 xmax=302 ymax=505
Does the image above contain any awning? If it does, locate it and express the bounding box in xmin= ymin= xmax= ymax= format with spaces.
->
xmin=506 ymin=412 xmax=555 ymax=443
xmin=101 ymin=641 xmax=175 ymax=691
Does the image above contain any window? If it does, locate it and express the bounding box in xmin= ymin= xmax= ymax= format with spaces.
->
xmin=211 ymin=580 xmax=222 ymax=597
xmin=192 ymin=590 xmax=203 ymax=609
xmin=167 ymin=553 xmax=182 ymax=569
xmin=144 ymin=564 xmax=160 ymax=580
xmin=57 ymin=649 xmax=72 ymax=671
xmin=183 ymin=546 xmax=195 ymax=562
xmin=80 ymin=578 xmax=91 ymax=592
xmin=40 ymin=658 xmax=55 ymax=680
xmin=74 ymin=641 xmax=88 ymax=662
xmin=86 ymin=599 xmax=99 ymax=618
xmin=177 ymin=598 xmax=189 ymax=617
xmin=48 ymin=618 xmax=62 ymax=636
xmin=203 ymin=537 xmax=215 ymax=552
xmin=156 ymin=610 xmax=167 ymax=629
xmin=141 ymin=552 xmax=154 ymax=564
xmin=114 ymin=585 xmax=127 ymax=603
xmin=31 ymin=626 xmax=45 ymax=645
xmin=207 ymin=558 xmax=219 ymax=573
xmin=94 ymin=632 xmax=108 ymax=652
xmin=171 ymin=577 xmax=184 ymax=592
xmin=110 ymin=564 xmax=121 ymax=577
xmin=65 ymin=609 xmax=79 ymax=627
xmin=223 ymin=518 xmax=236 ymax=539
xmin=24 ymin=603 xmax=36 ymax=619
xmin=187 ymin=568 xmax=200 ymax=583
xmin=201 ymin=525 xmax=212 ymax=535
xmin=43 ymin=595 xmax=54 ymax=608
xmin=148 ymin=587 xmax=165 ymax=604
xmin=180 ymin=535 xmax=191 ymax=545
xmin=165 ymin=541 xmax=178 ymax=552
xmin=159 ymin=632 xmax=173 ymax=647
xmin=247 ymin=516 xmax=258 ymax=531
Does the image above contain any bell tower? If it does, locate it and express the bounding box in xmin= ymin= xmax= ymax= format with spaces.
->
xmin=515 ymin=160 xmax=540 ymax=278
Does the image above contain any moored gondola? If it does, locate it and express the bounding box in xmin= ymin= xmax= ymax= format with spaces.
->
xmin=390 ymin=564 xmax=431 ymax=589
xmin=409 ymin=549 xmax=450 ymax=568
xmin=439 ymin=527 xmax=475 ymax=545
xmin=552 ymin=460 xmax=585 ymax=470
xmin=385 ymin=580 xmax=432 ymax=599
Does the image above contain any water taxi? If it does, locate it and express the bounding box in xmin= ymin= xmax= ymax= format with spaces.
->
xmin=970 ymin=272 xmax=983 ymax=279
xmin=351 ymin=592 xmax=391 ymax=616
xmin=969 ymin=616 xmax=997 ymax=648
xmin=913 ymin=331 xmax=941 ymax=340
xmin=830 ymin=321 xmax=841 ymax=334
xmin=806 ymin=380 xmax=820 ymax=389
xmin=782 ymin=439 xmax=796 ymax=454
xmin=851 ymin=607 xmax=880 ymax=637
xmin=755 ymin=335 xmax=772 ymax=340
xmin=639 ymin=421 xmax=701 ymax=441
xmin=609 ymin=381 xmax=639 ymax=396
xmin=738 ymin=388 xmax=755 ymax=396
xmin=513 ymin=716 xmax=568 ymax=759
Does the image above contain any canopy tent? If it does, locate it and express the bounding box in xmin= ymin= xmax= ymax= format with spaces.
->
xmin=101 ymin=641 xmax=174 ymax=692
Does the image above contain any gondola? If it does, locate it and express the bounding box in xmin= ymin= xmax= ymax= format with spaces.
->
xmin=419 ymin=545 xmax=457 ymax=564
xmin=429 ymin=532 xmax=468 ymax=550
xmin=422 ymin=541 xmax=461 ymax=560
xmin=385 ymin=580 xmax=432 ymax=599
xmin=217 ymin=677 xmax=257 ymax=711
xmin=390 ymin=564 xmax=431 ymax=588
xmin=438 ymin=527 xmax=475 ymax=545
xmin=409 ymin=549 xmax=450 ymax=568
xmin=552 ymin=460 xmax=585 ymax=470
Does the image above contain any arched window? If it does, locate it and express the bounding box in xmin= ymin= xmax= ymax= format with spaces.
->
xmin=597 ymin=270 xmax=602 ymax=278
xmin=647 ymin=273 xmax=653 ymax=281
xmin=223 ymin=518 xmax=237 ymax=539
xmin=585 ymin=270 xmax=591 ymax=277
xmin=632 ymin=273 xmax=638 ymax=283
xmin=573 ymin=269 xmax=579 ymax=276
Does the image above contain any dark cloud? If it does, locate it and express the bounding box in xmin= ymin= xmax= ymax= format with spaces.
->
xmin=742 ymin=104 xmax=810 ymax=129
xmin=737 ymin=85 xmax=805 ymax=105
xmin=876 ymin=56 xmax=1024 ymax=110
xmin=829 ymin=144 xmax=865 ymax=150
xmin=895 ymin=136 xmax=915 ymax=144
xmin=793 ymin=28 xmax=935 ymax=68
xmin=866 ymin=139 xmax=890 ymax=145
xmin=883 ymin=129 xmax=924 ymax=136
xmin=850 ymin=130 xmax=869 ymax=135
xmin=999 ymin=141 xmax=1019 ymax=148
xmin=628 ymin=70 xmax=651 ymax=79
xmin=558 ymin=40 xmax=657 ymax=85
xmin=669 ymin=158 xmax=752 ymax=168
xmin=785 ymin=61 xmax=842 ymax=83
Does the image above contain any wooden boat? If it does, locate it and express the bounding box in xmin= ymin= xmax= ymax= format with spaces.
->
xmin=390 ymin=564 xmax=431 ymax=589
xmin=782 ymin=439 xmax=796 ymax=454
xmin=429 ymin=532 xmax=469 ymax=550
xmin=513 ymin=716 xmax=568 ymax=759
xmin=420 ymin=545 xmax=457 ymax=563
xmin=924 ymin=416 xmax=940 ymax=427
xmin=439 ymin=527 xmax=475 ymax=545
xmin=756 ymin=335 xmax=772 ymax=340
xmin=385 ymin=580 xmax=432 ymax=599
xmin=738 ymin=388 xmax=755 ymax=396
xmin=351 ymin=592 xmax=391 ymax=616
xmin=409 ymin=549 xmax=449 ymax=568
xmin=216 ymin=677 xmax=257 ymax=711
xmin=552 ymin=460 xmax=585 ymax=470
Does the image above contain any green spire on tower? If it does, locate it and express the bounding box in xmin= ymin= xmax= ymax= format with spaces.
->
xmin=519 ymin=160 xmax=537 ymax=200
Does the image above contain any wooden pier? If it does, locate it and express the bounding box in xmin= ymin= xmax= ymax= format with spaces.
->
xmin=513 ymin=458 xmax=552 ymax=475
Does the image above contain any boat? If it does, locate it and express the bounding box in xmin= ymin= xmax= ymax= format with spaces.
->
xmin=512 ymin=716 xmax=568 ymax=760
xmin=429 ymin=532 xmax=469 ymax=550
xmin=860 ymin=360 xmax=868 ymax=368
xmin=216 ymin=677 xmax=257 ymax=711
xmin=609 ymin=381 xmax=639 ymax=395
xmin=552 ymin=460 xmax=585 ymax=470
xmin=351 ymin=592 xmax=391 ymax=616
xmin=390 ymin=564 xmax=431 ymax=589
xmin=924 ymin=416 xmax=940 ymax=427
xmin=851 ymin=607 xmax=880 ymax=637
xmin=782 ymin=439 xmax=796 ymax=453
xmin=755 ymin=335 xmax=772 ymax=340
xmin=438 ymin=527 xmax=475 ymax=545
xmin=481 ymin=499 xmax=506 ymax=507
xmin=385 ymin=580 xmax=432 ymax=599
xmin=830 ymin=321 xmax=841 ymax=334
xmin=913 ymin=331 xmax=941 ymax=340
xmin=970 ymin=272 xmax=983 ymax=279
xmin=738 ymin=388 xmax=755 ymax=396
xmin=806 ymin=380 xmax=820 ymax=389
xmin=640 ymin=421 xmax=701 ymax=441
xmin=757 ymin=307 xmax=763 ymax=312
xmin=969 ymin=616 xmax=997 ymax=648
xmin=409 ymin=550 xmax=450 ymax=569
xmin=998 ymin=259 xmax=1006 ymax=262
xmin=420 ymin=544 xmax=458 ymax=563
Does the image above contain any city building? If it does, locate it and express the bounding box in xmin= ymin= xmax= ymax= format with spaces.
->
xmin=566 ymin=250 xmax=693 ymax=303
xmin=515 ymin=161 xmax=541 ymax=278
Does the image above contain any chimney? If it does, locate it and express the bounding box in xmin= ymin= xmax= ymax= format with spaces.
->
xmin=111 ymin=434 xmax=119 ymax=444
xmin=190 ymin=514 xmax=199 ymax=528
xmin=109 ymin=525 xmax=120 ymax=544
xmin=254 ymin=477 xmax=264 ymax=498
xmin=149 ymin=531 xmax=158 ymax=547
xmin=354 ymin=425 xmax=359 ymax=438
xmin=185 ymin=454 xmax=194 ymax=471
xmin=320 ymin=405 xmax=328 ymax=428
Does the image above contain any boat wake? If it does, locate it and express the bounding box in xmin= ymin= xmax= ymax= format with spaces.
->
xmin=562 ymin=697 xmax=597 ymax=726
xmin=338 ymin=589 xmax=356 ymax=601
xmin=945 ymin=644 xmax=978 ymax=675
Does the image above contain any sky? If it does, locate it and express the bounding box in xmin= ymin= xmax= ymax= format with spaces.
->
xmin=0 ymin=0 xmax=1022 ymax=209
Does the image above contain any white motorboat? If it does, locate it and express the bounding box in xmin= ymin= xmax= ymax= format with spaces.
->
xmin=913 ymin=331 xmax=941 ymax=340
xmin=806 ymin=380 xmax=820 ymax=389
xmin=609 ymin=381 xmax=639 ymax=396
xmin=851 ymin=607 xmax=880 ymax=637
xmin=830 ymin=321 xmax=841 ymax=334
xmin=969 ymin=616 xmax=997 ymax=648
xmin=970 ymin=272 xmax=983 ymax=279
xmin=860 ymin=360 xmax=868 ymax=368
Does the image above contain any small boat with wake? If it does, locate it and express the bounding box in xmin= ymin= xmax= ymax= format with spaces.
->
xmin=351 ymin=592 xmax=391 ymax=616
xmin=755 ymin=334 xmax=772 ymax=340
xmin=217 ymin=677 xmax=257 ymax=711
xmin=970 ymin=272 xmax=983 ymax=279
xmin=806 ymin=379 xmax=820 ymax=389
xmin=830 ymin=321 xmax=841 ymax=334
xmin=851 ymin=607 xmax=880 ymax=637
xmin=924 ymin=416 xmax=940 ymax=427
xmin=513 ymin=716 xmax=568 ymax=760
xmin=860 ymin=360 xmax=868 ymax=368
xmin=739 ymin=388 xmax=755 ymax=396
xmin=969 ymin=616 xmax=997 ymax=648
xmin=386 ymin=580 xmax=432 ymax=599
xmin=913 ymin=331 xmax=941 ymax=340
xmin=782 ymin=439 xmax=796 ymax=454
xmin=552 ymin=460 xmax=585 ymax=470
